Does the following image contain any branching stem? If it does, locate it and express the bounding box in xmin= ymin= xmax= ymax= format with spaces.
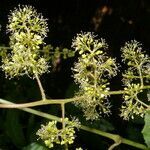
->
xmin=0 ymin=84 xmax=149 ymax=108
xmin=0 ymin=96 xmax=83 ymax=108
xmin=135 ymin=95 xmax=149 ymax=108
xmin=35 ymin=73 xmax=46 ymax=100
xmin=108 ymin=141 xmax=121 ymax=150
xmin=0 ymin=98 xmax=147 ymax=150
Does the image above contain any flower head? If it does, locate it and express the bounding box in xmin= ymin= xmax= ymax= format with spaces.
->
xmin=2 ymin=5 xmax=49 ymax=78
xmin=7 ymin=5 xmax=48 ymax=38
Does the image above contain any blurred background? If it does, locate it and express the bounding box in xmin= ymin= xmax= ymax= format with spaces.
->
xmin=0 ymin=0 xmax=150 ymax=149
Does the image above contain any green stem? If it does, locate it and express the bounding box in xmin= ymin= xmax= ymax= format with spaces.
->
xmin=108 ymin=90 xmax=125 ymax=95
xmin=0 ymin=84 xmax=150 ymax=108
xmin=0 ymin=98 xmax=147 ymax=150
xmin=135 ymin=95 xmax=149 ymax=108
xmin=0 ymin=98 xmax=61 ymax=121
xmin=133 ymin=57 xmax=144 ymax=87
xmin=0 ymin=96 xmax=83 ymax=108
xmin=80 ymin=125 xmax=147 ymax=149
xmin=0 ymin=46 xmax=70 ymax=55
xmin=123 ymin=74 xmax=150 ymax=79
xmin=138 ymin=65 xmax=144 ymax=87
xmin=35 ymin=74 xmax=46 ymax=100
xmin=142 ymin=85 xmax=150 ymax=90
xmin=61 ymin=103 xmax=65 ymax=129
xmin=61 ymin=103 xmax=68 ymax=150
xmin=122 ymin=138 xmax=147 ymax=150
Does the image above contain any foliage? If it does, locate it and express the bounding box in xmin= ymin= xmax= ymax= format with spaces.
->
xmin=23 ymin=142 xmax=49 ymax=150
xmin=142 ymin=111 xmax=150 ymax=148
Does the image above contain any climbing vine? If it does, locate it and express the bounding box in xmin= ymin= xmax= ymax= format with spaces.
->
xmin=0 ymin=4 xmax=150 ymax=150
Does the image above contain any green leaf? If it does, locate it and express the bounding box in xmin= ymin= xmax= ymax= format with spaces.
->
xmin=22 ymin=142 xmax=49 ymax=150
xmin=142 ymin=111 xmax=150 ymax=148
xmin=4 ymin=110 xmax=26 ymax=148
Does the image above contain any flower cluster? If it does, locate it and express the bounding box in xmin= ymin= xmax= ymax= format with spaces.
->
xmin=72 ymin=32 xmax=118 ymax=120
xmin=7 ymin=5 xmax=48 ymax=38
xmin=120 ymin=83 xmax=146 ymax=120
xmin=120 ymin=40 xmax=150 ymax=120
xmin=1 ymin=5 xmax=49 ymax=78
xmin=121 ymin=40 xmax=150 ymax=85
xmin=36 ymin=118 xmax=80 ymax=148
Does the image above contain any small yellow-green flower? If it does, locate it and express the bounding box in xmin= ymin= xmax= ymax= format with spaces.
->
xmin=72 ymin=32 xmax=118 ymax=120
xmin=7 ymin=5 xmax=48 ymax=38
xmin=36 ymin=118 xmax=80 ymax=148
xmin=2 ymin=5 xmax=49 ymax=78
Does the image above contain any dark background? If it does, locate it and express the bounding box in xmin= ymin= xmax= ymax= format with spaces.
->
xmin=0 ymin=0 xmax=150 ymax=149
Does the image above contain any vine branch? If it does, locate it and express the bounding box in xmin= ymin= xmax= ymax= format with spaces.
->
xmin=0 ymin=98 xmax=147 ymax=150
xmin=0 ymin=84 xmax=149 ymax=109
